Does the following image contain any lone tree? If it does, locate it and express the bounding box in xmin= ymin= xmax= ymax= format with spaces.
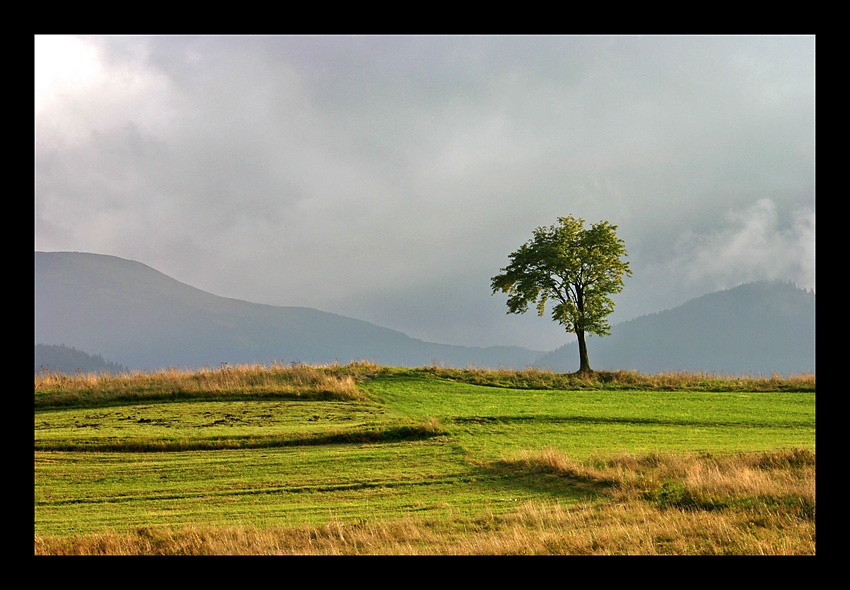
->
xmin=491 ymin=215 xmax=632 ymax=374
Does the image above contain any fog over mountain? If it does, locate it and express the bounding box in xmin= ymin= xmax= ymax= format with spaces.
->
xmin=35 ymin=251 xmax=814 ymax=376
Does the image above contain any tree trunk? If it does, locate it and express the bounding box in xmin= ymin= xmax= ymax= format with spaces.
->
xmin=576 ymin=329 xmax=592 ymax=374
xmin=574 ymin=287 xmax=592 ymax=374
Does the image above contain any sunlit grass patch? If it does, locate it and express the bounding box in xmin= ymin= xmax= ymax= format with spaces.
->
xmin=35 ymin=448 xmax=815 ymax=555
xmin=34 ymin=362 xmax=815 ymax=555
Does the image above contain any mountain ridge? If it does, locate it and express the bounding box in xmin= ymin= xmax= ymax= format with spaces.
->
xmin=35 ymin=251 xmax=815 ymax=375
xmin=35 ymin=251 xmax=545 ymax=371
xmin=534 ymin=281 xmax=814 ymax=376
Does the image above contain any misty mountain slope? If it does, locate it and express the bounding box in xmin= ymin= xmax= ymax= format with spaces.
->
xmin=534 ymin=281 xmax=815 ymax=376
xmin=35 ymin=251 xmax=544 ymax=371
xmin=35 ymin=344 xmax=128 ymax=374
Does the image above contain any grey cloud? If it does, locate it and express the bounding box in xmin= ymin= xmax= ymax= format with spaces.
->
xmin=35 ymin=35 xmax=815 ymax=351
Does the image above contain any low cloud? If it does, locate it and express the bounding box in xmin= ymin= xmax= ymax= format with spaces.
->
xmin=667 ymin=198 xmax=815 ymax=293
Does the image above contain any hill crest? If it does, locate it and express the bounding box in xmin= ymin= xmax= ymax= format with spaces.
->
xmin=534 ymin=280 xmax=814 ymax=376
xmin=35 ymin=251 xmax=545 ymax=371
xmin=35 ymin=251 xmax=815 ymax=376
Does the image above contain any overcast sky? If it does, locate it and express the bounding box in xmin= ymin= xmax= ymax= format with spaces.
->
xmin=35 ymin=35 xmax=815 ymax=351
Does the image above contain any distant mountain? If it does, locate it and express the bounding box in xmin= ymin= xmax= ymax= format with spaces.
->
xmin=534 ymin=281 xmax=815 ymax=376
xmin=35 ymin=344 xmax=128 ymax=375
xmin=34 ymin=252 xmax=816 ymax=376
xmin=34 ymin=251 xmax=545 ymax=372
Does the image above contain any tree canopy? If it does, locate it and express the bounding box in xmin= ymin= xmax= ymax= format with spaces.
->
xmin=491 ymin=215 xmax=631 ymax=373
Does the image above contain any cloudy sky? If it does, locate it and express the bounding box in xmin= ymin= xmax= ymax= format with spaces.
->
xmin=35 ymin=35 xmax=815 ymax=352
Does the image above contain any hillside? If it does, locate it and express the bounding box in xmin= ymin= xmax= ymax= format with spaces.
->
xmin=34 ymin=251 xmax=544 ymax=371
xmin=34 ymin=252 xmax=815 ymax=376
xmin=35 ymin=344 xmax=128 ymax=375
xmin=534 ymin=281 xmax=815 ymax=376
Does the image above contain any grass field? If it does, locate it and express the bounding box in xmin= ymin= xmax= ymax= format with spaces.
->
xmin=34 ymin=363 xmax=815 ymax=555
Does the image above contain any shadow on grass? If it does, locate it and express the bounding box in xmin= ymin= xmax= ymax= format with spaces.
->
xmin=467 ymin=457 xmax=616 ymax=503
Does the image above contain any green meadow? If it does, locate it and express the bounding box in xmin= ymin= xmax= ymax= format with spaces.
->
xmin=34 ymin=364 xmax=815 ymax=555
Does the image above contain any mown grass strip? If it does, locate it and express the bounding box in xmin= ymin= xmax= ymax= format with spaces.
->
xmin=34 ymin=421 xmax=445 ymax=452
xmin=34 ymin=448 xmax=815 ymax=555
xmin=34 ymin=389 xmax=363 ymax=409
xmin=34 ymin=363 xmax=816 ymax=554
xmin=449 ymin=414 xmax=810 ymax=429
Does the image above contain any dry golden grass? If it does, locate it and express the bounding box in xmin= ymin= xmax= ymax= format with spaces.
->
xmin=34 ymin=448 xmax=814 ymax=555
xmin=34 ymin=362 xmax=815 ymax=399
xmin=403 ymin=365 xmax=815 ymax=392
xmin=34 ymin=361 xmax=367 ymax=406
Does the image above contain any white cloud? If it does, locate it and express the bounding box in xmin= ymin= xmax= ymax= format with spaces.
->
xmin=35 ymin=36 xmax=178 ymax=149
xmin=668 ymin=198 xmax=815 ymax=293
xmin=35 ymin=36 xmax=101 ymax=112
